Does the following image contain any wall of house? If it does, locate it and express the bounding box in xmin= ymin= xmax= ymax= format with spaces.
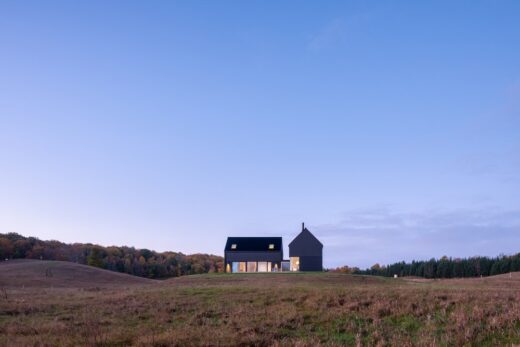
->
xmin=299 ymin=255 xmax=323 ymax=271
xmin=225 ymin=251 xmax=283 ymax=263
xmin=289 ymin=240 xmax=322 ymax=257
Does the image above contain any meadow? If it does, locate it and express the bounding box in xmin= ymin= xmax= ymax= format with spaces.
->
xmin=1 ymin=260 xmax=520 ymax=346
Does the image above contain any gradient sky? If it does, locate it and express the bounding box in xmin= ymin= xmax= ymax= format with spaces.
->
xmin=1 ymin=1 xmax=519 ymax=268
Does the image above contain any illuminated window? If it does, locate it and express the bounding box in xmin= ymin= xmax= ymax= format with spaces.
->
xmin=231 ymin=244 xmax=237 ymax=249
xmin=268 ymin=244 xmax=274 ymax=250
xmin=290 ymin=257 xmax=300 ymax=271
xmin=258 ymin=262 xmax=268 ymax=272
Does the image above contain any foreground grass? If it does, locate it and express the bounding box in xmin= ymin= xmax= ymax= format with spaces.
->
xmin=1 ymin=273 xmax=520 ymax=346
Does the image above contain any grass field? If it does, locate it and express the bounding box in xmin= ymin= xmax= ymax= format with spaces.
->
xmin=1 ymin=260 xmax=520 ymax=346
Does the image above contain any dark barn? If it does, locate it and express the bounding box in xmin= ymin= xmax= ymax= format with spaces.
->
xmin=224 ymin=237 xmax=283 ymax=273
xmin=288 ymin=224 xmax=323 ymax=271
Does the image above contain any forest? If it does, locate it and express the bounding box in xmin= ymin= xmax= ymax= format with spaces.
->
xmin=351 ymin=253 xmax=520 ymax=278
xmin=0 ymin=233 xmax=223 ymax=278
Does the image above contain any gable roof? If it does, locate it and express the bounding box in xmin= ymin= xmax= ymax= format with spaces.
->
xmin=225 ymin=237 xmax=282 ymax=252
xmin=288 ymin=228 xmax=323 ymax=248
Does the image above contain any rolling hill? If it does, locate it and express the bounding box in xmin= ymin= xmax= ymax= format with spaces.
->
xmin=0 ymin=259 xmax=156 ymax=288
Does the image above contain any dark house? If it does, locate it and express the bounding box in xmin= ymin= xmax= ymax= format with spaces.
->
xmin=224 ymin=237 xmax=283 ymax=273
xmin=288 ymin=223 xmax=323 ymax=271
xmin=224 ymin=224 xmax=323 ymax=273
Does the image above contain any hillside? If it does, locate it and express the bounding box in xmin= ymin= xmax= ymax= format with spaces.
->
xmin=402 ymin=271 xmax=520 ymax=287
xmin=0 ymin=259 xmax=156 ymax=288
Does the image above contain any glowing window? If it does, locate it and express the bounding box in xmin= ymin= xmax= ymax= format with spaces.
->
xmin=257 ymin=262 xmax=268 ymax=272
xmin=290 ymin=257 xmax=300 ymax=272
xmin=269 ymin=244 xmax=274 ymax=249
xmin=231 ymin=244 xmax=237 ymax=249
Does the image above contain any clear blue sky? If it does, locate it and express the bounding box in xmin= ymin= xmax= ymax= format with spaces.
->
xmin=1 ymin=1 xmax=519 ymax=268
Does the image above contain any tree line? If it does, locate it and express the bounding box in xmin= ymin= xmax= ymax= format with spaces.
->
xmin=0 ymin=233 xmax=224 ymax=278
xmin=350 ymin=253 xmax=520 ymax=278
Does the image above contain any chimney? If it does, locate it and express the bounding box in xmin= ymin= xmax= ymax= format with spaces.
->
xmin=302 ymin=222 xmax=305 ymax=231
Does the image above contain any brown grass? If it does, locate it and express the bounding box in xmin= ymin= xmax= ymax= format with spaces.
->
xmin=1 ymin=261 xmax=520 ymax=346
xmin=0 ymin=260 xmax=156 ymax=288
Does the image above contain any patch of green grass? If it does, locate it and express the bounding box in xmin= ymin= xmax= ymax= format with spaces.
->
xmin=384 ymin=315 xmax=422 ymax=334
xmin=477 ymin=332 xmax=520 ymax=347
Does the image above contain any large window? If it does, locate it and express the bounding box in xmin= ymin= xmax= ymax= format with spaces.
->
xmin=230 ymin=262 xmax=282 ymax=272
xmin=290 ymin=257 xmax=300 ymax=271
xmin=257 ymin=262 xmax=268 ymax=272
xmin=281 ymin=261 xmax=290 ymax=272
xmin=247 ymin=262 xmax=257 ymax=272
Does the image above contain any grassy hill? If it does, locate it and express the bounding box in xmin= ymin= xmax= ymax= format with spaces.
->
xmin=0 ymin=259 xmax=156 ymax=288
xmin=1 ymin=269 xmax=520 ymax=346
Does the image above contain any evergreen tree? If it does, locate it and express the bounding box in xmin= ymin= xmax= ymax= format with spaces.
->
xmin=87 ymin=247 xmax=104 ymax=268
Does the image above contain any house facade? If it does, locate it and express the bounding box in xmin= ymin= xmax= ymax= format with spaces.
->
xmin=224 ymin=224 xmax=323 ymax=273
xmin=288 ymin=224 xmax=323 ymax=271
xmin=224 ymin=237 xmax=283 ymax=273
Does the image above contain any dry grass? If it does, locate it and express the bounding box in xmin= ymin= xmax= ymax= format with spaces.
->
xmin=0 ymin=260 xmax=156 ymax=288
xmin=1 ymin=261 xmax=520 ymax=346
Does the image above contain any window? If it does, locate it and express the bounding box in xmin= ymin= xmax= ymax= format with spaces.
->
xmin=257 ymin=262 xmax=268 ymax=272
xmin=238 ymin=262 xmax=246 ymax=272
xmin=247 ymin=262 xmax=257 ymax=272
xmin=267 ymin=262 xmax=272 ymax=272
xmin=232 ymin=262 xmax=239 ymax=273
xmin=290 ymin=257 xmax=300 ymax=271
xmin=268 ymin=244 xmax=274 ymax=250
xmin=231 ymin=244 xmax=237 ymax=249
xmin=281 ymin=261 xmax=290 ymax=272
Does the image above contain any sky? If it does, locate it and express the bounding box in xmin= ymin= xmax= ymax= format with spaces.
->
xmin=1 ymin=1 xmax=519 ymax=268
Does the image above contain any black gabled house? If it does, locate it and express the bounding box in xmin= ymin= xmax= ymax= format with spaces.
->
xmin=288 ymin=223 xmax=323 ymax=271
xmin=224 ymin=237 xmax=283 ymax=273
xmin=224 ymin=224 xmax=323 ymax=273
